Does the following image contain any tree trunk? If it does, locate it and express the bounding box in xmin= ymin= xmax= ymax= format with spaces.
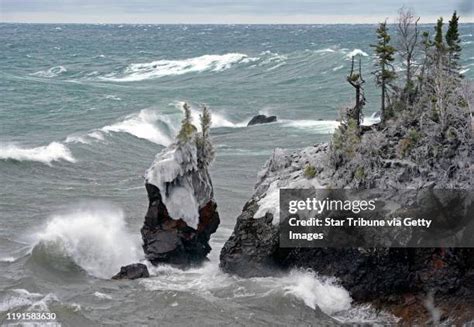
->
xmin=381 ymin=79 xmax=386 ymax=125
xmin=355 ymin=86 xmax=361 ymax=127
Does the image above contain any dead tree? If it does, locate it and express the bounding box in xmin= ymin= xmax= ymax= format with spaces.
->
xmin=396 ymin=7 xmax=420 ymax=98
xmin=346 ymin=56 xmax=366 ymax=128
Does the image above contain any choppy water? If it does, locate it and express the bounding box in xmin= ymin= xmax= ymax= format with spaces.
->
xmin=1 ymin=23 xmax=473 ymax=326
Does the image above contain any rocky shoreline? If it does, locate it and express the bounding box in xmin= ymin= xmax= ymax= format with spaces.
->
xmin=219 ymin=130 xmax=473 ymax=323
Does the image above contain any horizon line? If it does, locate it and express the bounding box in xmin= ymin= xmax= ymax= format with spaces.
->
xmin=2 ymin=21 xmax=474 ymax=26
xmin=2 ymin=12 xmax=473 ymax=25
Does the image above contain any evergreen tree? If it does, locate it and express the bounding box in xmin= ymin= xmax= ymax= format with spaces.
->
xmin=177 ymin=102 xmax=196 ymax=143
xmin=417 ymin=31 xmax=432 ymax=93
xmin=198 ymin=105 xmax=215 ymax=166
xmin=434 ymin=17 xmax=444 ymax=51
xmin=446 ymin=11 xmax=462 ymax=74
xmin=371 ymin=21 xmax=397 ymax=125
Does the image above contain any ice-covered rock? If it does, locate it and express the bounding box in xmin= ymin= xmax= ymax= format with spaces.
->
xmin=141 ymin=139 xmax=219 ymax=266
xmin=220 ymin=128 xmax=473 ymax=321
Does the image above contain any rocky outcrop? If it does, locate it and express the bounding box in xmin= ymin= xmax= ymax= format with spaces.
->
xmin=220 ymin=116 xmax=473 ymax=322
xmin=247 ymin=114 xmax=277 ymax=126
xmin=112 ymin=263 xmax=150 ymax=280
xmin=141 ymin=141 xmax=220 ymax=266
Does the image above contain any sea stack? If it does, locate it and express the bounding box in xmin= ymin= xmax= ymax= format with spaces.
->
xmin=141 ymin=104 xmax=220 ymax=266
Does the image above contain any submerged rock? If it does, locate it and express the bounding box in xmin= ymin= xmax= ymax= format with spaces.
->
xmin=112 ymin=263 xmax=149 ymax=280
xmin=141 ymin=141 xmax=220 ymax=266
xmin=247 ymin=114 xmax=277 ymax=126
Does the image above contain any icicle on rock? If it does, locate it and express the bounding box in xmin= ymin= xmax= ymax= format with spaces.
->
xmin=141 ymin=103 xmax=220 ymax=266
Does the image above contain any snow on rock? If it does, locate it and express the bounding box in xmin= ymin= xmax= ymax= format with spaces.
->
xmin=141 ymin=138 xmax=219 ymax=266
xmin=145 ymin=141 xmax=206 ymax=229
xmin=253 ymin=145 xmax=328 ymax=224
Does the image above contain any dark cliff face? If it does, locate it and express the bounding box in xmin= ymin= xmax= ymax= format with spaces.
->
xmin=142 ymin=183 xmax=220 ymax=266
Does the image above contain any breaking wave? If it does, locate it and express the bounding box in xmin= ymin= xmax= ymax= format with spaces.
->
xmin=345 ymin=49 xmax=369 ymax=58
xmin=0 ymin=142 xmax=76 ymax=165
xmin=141 ymin=262 xmax=391 ymax=323
xmin=32 ymin=203 xmax=142 ymax=279
xmin=101 ymin=109 xmax=176 ymax=146
xmin=101 ymin=53 xmax=256 ymax=82
xmin=171 ymin=101 xmax=248 ymax=129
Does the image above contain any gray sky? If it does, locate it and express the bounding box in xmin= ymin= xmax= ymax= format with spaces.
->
xmin=1 ymin=0 xmax=473 ymax=24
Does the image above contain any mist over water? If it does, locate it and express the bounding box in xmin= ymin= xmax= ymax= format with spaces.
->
xmin=1 ymin=23 xmax=472 ymax=325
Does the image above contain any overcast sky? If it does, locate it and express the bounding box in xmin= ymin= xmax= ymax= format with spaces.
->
xmin=1 ymin=0 xmax=473 ymax=24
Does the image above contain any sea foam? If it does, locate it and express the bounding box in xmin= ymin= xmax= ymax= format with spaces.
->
xmin=34 ymin=203 xmax=142 ymax=279
xmin=282 ymin=269 xmax=352 ymax=315
xmin=0 ymin=142 xmax=76 ymax=165
xmin=102 ymin=53 xmax=254 ymax=82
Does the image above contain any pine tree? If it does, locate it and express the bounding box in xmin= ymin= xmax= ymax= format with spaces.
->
xmin=197 ymin=105 xmax=215 ymax=167
xmin=371 ymin=21 xmax=397 ymax=125
xmin=177 ymin=102 xmax=196 ymax=143
xmin=417 ymin=31 xmax=432 ymax=93
xmin=434 ymin=17 xmax=444 ymax=51
xmin=446 ymin=11 xmax=462 ymax=74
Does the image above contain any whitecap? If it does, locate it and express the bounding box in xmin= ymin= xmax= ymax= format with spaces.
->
xmin=0 ymin=256 xmax=16 ymax=263
xmin=171 ymin=101 xmax=247 ymax=129
xmin=104 ymin=94 xmax=121 ymax=101
xmin=332 ymin=65 xmax=345 ymax=71
xmin=102 ymin=53 xmax=255 ymax=82
xmin=282 ymin=119 xmax=340 ymax=133
xmin=94 ymin=292 xmax=112 ymax=300
xmin=65 ymin=135 xmax=89 ymax=144
xmin=101 ymin=109 xmax=174 ymax=145
xmin=314 ymin=48 xmax=336 ymax=54
xmin=346 ymin=49 xmax=369 ymax=58
xmin=31 ymin=66 xmax=67 ymax=78
xmin=88 ymin=131 xmax=105 ymax=141
xmin=0 ymin=142 xmax=76 ymax=165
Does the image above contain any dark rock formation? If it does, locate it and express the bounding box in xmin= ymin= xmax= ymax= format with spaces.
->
xmin=220 ymin=138 xmax=473 ymax=322
xmin=247 ymin=114 xmax=277 ymax=126
xmin=141 ymin=141 xmax=220 ymax=266
xmin=141 ymin=183 xmax=220 ymax=265
xmin=112 ymin=263 xmax=149 ymax=280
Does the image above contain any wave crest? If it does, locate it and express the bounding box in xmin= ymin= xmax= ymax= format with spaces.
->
xmin=102 ymin=53 xmax=255 ymax=82
xmin=0 ymin=142 xmax=76 ymax=165
xmin=101 ymin=109 xmax=175 ymax=145
xmin=33 ymin=203 xmax=142 ymax=279
xmin=345 ymin=49 xmax=369 ymax=59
